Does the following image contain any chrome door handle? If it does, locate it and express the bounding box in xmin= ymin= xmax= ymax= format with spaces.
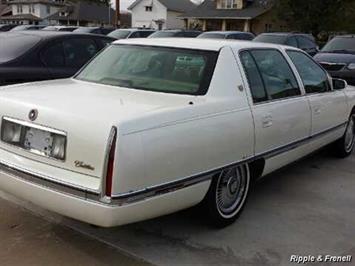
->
xmin=262 ymin=115 xmax=273 ymax=128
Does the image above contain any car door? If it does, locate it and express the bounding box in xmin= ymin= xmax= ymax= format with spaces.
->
xmin=286 ymin=50 xmax=348 ymax=136
xmin=239 ymin=49 xmax=311 ymax=155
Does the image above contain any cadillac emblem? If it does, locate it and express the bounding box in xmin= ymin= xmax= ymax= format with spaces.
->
xmin=28 ymin=109 xmax=38 ymax=121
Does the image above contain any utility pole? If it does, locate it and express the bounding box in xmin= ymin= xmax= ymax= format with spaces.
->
xmin=115 ymin=0 xmax=120 ymax=28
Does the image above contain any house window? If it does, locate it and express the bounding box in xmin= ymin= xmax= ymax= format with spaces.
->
xmin=220 ymin=0 xmax=237 ymax=9
xmin=17 ymin=5 xmax=23 ymax=14
xmin=30 ymin=4 xmax=35 ymax=13
xmin=145 ymin=6 xmax=152 ymax=12
xmin=46 ymin=5 xmax=50 ymax=14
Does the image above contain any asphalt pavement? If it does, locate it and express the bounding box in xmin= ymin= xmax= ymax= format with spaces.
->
xmin=0 ymin=150 xmax=354 ymax=266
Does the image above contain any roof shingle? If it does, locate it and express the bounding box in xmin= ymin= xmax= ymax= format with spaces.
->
xmin=181 ymin=0 xmax=272 ymax=19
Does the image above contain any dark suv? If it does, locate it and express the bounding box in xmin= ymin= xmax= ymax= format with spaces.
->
xmin=148 ymin=30 xmax=201 ymax=38
xmin=197 ymin=31 xmax=255 ymax=41
xmin=253 ymin=33 xmax=318 ymax=56
xmin=314 ymin=35 xmax=355 ymax=86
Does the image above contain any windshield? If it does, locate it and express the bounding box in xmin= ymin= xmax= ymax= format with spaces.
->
xmin=149 ymin=31 xmax=178 ymax=38
xmin=253 ymin=34 xmax=287 ymax=44
xmin=321 ymin=37 xmax=355 ymax=53
xmin=0 ymin=34 xmax=41 ymax=63
xmin=198 ymin=33 xmax=225 ymax=39
xmin=76 ymin=45 xmax=218 ymax=95
xmin=74 ymin=27 xmax=96 ymax=33
xmin=10 ymin=25 xmax=29 ymax=31
xmin=107 ymin=30 xmax=131 ymax=39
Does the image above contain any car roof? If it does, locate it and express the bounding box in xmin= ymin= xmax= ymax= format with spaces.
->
xmin=202 ymin=31 xmax=250 ymax=35
xmin=116 ymin=28 xmax=155 ymax=31
xmin=1 ymin=31 xmax=115 ymax=40
xmin=115 ymin=38 xmax=297 ymax=52
xmin=333 ymin=35 xmax=355 ymax=38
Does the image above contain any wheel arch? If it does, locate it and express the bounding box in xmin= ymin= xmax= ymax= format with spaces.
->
xmin=248 ymin=158 xmax=265 ymax=183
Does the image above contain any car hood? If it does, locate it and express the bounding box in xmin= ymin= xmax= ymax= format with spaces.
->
xmin=314 ymin=52 xmax=355 ymax=64
xmin=0 ymin=78 xmax=195 ymax=179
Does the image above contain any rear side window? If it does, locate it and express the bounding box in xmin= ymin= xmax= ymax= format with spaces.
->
xmin=63 ymin=38 xmax=98 ymax=68
xmin=0 ymin=34 xmax=41 ymax=63
xmin=296 ymin=36 xmax=315 ymax=49
xmin=129 ymin=31 xmax=141 ymax=38
xmin=286 ymin=37 xmax=298 ymax=47
xmin=240 ymin=49 xmax=301 ymax=103
xmin=41 ymin=42 xmax=65 ymax=67
xmin=240 ymin=51 xmax=268 ymax=103
xmin=287 ymin=50 xmax=330 ymax=93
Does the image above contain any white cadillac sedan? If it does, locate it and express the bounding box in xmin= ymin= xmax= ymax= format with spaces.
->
xmin=0 ymin=39 xmax=354 ymax=227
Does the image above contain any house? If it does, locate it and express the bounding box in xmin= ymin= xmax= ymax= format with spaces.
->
xmin=46 ymin=1 xmax=115 ymax=26
xmin=128 ymin=0 xmax=196 ymax=30
xmin=0 ymin=0 xmax=65 ymax=25
xmin=181 ymin=0 xmax=286 ymax=34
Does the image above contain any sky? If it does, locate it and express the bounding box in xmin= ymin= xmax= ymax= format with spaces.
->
xmin=120 ymin=0 xmax=134 ymax=10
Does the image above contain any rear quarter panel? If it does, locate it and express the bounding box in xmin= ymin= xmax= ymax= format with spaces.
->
xmin=113 ymin=47 xmax=255 ymax=194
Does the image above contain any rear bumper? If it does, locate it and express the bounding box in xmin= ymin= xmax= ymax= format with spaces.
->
xmin=0 ymin=163 xmax=210 ymax=227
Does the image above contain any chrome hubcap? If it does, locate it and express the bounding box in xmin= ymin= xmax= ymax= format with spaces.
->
xmin=345 ymin=116 xmax=355 ymax=152
xmin=216 ymin=165 xmax=249 ymax=217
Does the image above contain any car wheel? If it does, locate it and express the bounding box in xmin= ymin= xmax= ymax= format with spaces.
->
xmin=333 ymin=112 xmax=355 ymax=158
xmin=203 ymin=163 xmax=250 ymax=227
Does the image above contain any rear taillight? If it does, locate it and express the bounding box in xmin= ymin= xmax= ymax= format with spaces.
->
xmin=105 ymin=127 xmax=117 ymax=197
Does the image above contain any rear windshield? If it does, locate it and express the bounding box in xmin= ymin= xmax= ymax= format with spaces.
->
xmin=149 ymin=31 xmax=179 ymax=38
xmin=0 ymin=34 xmax=41 ymax=63
xmin=321 ymin=37 xmax=355 ymax=53
xmin=74 ymin=27 xmax=96 ymax=33
xmin=254 ymin=34 xmax=287 ymax=44
xmin=76 ymin=45 xmax=218 ymax=95
xmin=108 ymin=30 xmax=131 ymax=39
xmin=198 ymin=33 xmax=226 ymax=39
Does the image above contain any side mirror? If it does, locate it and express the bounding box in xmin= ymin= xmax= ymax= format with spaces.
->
xmin=333 ymin=78 xmax=347 ymax=90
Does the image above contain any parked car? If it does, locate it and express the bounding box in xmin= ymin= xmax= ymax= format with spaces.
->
xmin=0 ymin=39 xmax=354 ymax=228
xmin=108 ymin=28 xmax=155 ymax=39
xmin=0 ymin=31 xmax=115 ymax=86
xmin=0 ymin=24 xmax=17 ymax=32
xmin=253 ymin=32 xmax=319 ymax=56
xmin=42 ymin=26 xmax=78 ymax=32
xmin=148 ymin=29 xmax=201 ymax=38
xmin=73 ymin=26 xmax=115 ymax=35
xmin=314 ymin=35 xmax=355 ymax=86
xmin=10 ymin=25 xmax=46 ymax=31
xmin=198 ymin=31 xmax=255 ymax=40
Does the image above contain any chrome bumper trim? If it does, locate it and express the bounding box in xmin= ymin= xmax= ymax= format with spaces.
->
xmin=0 ymin=161 xmax=99 ymax=201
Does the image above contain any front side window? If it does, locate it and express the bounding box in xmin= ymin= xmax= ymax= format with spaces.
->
xmin=287 ymin=50 xmax=330 ymax=94
xmin=76 ymin=45 xmax=218 ymax=95
xmin=63 ymin=38 xmax=98 ymax=68
xmin=240 ymin=49 xmax=301 ymax=103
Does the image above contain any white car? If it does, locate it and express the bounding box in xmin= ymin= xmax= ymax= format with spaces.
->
xmin=0 ymin=39 xmax=354 ymax=227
